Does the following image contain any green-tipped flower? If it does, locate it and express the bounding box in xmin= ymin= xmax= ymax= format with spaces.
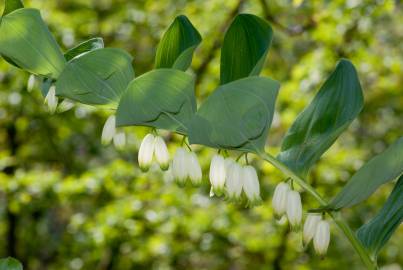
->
xmin=242 ymin=165 xmax=262 ymax=206
xmin=154 ymin=136 xmax=170 ymax=170
xmin=313 ymin=220 xmax=330 ymax=256
xmin=138 ymin=134 xmax=155 ymax=172
xmin=286 ymin=190 xmax=302 ymax=230
xmin=209 ymin=154 xmax=226 ymax=196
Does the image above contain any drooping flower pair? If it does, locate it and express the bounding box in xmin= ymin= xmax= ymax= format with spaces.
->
xmin=171 ymin=147 xmax=202 ymax=186
xmin=272 ymin=182 xmax=302 ymax=229
xmin=138 ymin=133 xmax=170 ymax=172
xmin=43 ymin=84 xmax=75 ymax=114
xmin=303 ymin=213 xmax=331 ymax=256
xmin=210 ymin=154 xmax=261 ymax=206
xmin=101 ymin=115 xmax=127 ymax=150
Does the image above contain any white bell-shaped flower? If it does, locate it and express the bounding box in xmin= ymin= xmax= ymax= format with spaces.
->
xmin=242 ymin=165 xmax=261 ymax=206
xmin=101 ymin=115 xmax=116 ymax=145
xmin=188 ymin=151 xmax=202 ymax=186
xmin=209 ymin=154 xmax=226 ymax=196
xmin=138 ymin=133 xmax=155 ymax=172
xmin=154 ymin=136 xmax=170 ymax=171
xmin=27 ymin=74 xmax=36 ymax=92
xmin=225 ymin=162 xmax=243 ymax=201
xmin=313 ymin=220 xmax=330 ymax=256
xmin=44 ymin=85 xmax=58 ymax=114
xmin=113 ymin=132 xmax=126 ymax=150
xmin=303 ymin=213 xmax=322 ymax=245
xmin=286 ymin=190 xmax=302 ymax=229
xmin=272 ymin=182 xmax=290 ymax=218
xmin=57 ymin=99 xmax=75 ymax=113
xmin=172 ymin=147 xmax=188 ymax=185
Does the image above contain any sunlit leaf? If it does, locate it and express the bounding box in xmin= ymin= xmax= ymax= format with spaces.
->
xmin=328 ymin=137 xmax=403 ymax=209
xmin=220 ymin=14 xmax=273 ymax=85
xmin=2 ymin=0 xmax=23 ymax=16
xmin=357 ymin=175 xmax=403 ymax=257
xmin=0 ymin=8 xmax=66 ymax=78
xmin=116 ymin=69 xmax=196 ymax=134
xmin=64 ymin=37 xmax=104 ymax=61
xmin=155 ymin=15 xmax=201 ymax=71
xmin=277 ymin=59 xmax=364 ymax=177
xmin=188 ymin=76 xmax=279 ymax=153
xmin=55 ymin=48 xmax=134 ymax=107
xmin=0 ymin=257 xmax=23 ymax=270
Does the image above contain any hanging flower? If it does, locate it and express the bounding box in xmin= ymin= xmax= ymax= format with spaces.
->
xmin=27 ymin=74 xmax=36 ymax=92
xmin=303 ymin=213 xmax=322 ymax=245
xmin=225 ymin=162 xmax=243 ymax=201
xmin=172 ymin=147 xmax=188 ymax=185
xmin=313 ymin=220 xmax=330 ymax=256
xmin=44 ymin=85 xmax=58 ymax=114
xmin=113 ymin=132 xmax=126 ymax=150
xmin=272 ymin=182 xmax=290 ymax=218
xmin=154 ymin=136 xmax=170 ymax=170
xmin=209 ymin=154 xmax=226 ymax=196
xmin=188 ymin=151 xmax=202 ymax=186
xmin=242 ymin=165 xmax=261 ymax=206
xmin=57 ymin=99 xmax=75 ymax=113
xmin=286 ymin=190 xmax=302 ymax=230
xmin=101 ymin=115 xmax=116 ymax=145
xmin=138 ymin=133 xmax=155 ymax=172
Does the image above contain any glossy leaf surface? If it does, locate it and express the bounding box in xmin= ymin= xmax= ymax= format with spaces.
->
xmin=2 ymin=0 xmax=24 ymax=16
xmin=0 ymin=257 xmax=23 ymax=270
xmin=64 ymin=37 xmax=104 ymax=61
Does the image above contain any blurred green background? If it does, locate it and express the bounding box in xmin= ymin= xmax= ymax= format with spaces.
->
xmin=0 ymin=0 xmax=402 ymax=269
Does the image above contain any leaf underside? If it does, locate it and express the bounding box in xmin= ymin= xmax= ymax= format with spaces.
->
xmin=2 ymin=0 xmax=24 ymax=16
xmin=64 ymin=37 xmax=104 ymax=61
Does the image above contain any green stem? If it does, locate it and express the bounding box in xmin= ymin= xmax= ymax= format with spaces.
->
xmin=258 ymin=151 xmax=377 ymax=270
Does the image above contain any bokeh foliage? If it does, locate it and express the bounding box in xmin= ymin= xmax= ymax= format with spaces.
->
xmin=0 ymin=0 xmax=402 ymax=269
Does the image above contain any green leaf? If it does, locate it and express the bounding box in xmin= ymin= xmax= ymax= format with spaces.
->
xmin=0 ymin=8 xmax=66 ymax=78
xmin=155 ymin=15 xmax=201 ymax=71
xmin=188 ymin=76 xmax=279 ymax=153
xmin=277 ymin=59 xmax=364 ymax=177
xmin=357 ymin=175 xmax=403 ymax=258
xmin=0 ymin=257 xmax=23 ymax=270
xmin=220 ymin=14 xmax=273 ymax=85
xmin=55 ymin=48 xmax=134 ymax=107
xmin=116 ymin=69 xmax=196 ymax=134
xmin=64 ymin=37 xmax=104 ymax=61
xmin=328 ymin=137 xmax=403 ymax=209
xmin=2 ymin=0 xmax=24 ymax=16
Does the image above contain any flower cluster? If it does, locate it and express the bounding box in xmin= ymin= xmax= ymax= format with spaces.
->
xmin=101 ymin=115 xmax=126 ymax=150
xmin=272 ymin=181 xmax=331 ymax=256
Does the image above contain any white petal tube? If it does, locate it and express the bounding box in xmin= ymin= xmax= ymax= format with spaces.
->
xmin=303 ymin=213 xmax=322 ymax=245
xmin=225 ymin=162 xmax=243 ymax=200
xmin=242 ymin=165 xmax=261 ymax=206
xmin=57 ymin=99 xmax=75 ymax=113
xmin=101 ymin=115 xmax=116 ymax=145
xmin=138 ymin=134 xmax=155 ymax=172
xmin=188 ymin=151 xmax=202 ymax=186
xmin=313 ymin=220 xmax=330 ymax=256
xmin=209 ymin=154 xmax=226 ymax=196
xmin=272 ymin=182 xmax=290 ymax=218
xmin=154 ymin=136 xmax=170 ymax=170
xmin=27 ymin=74 xmax=36 ymax=92
xmin=44 ymin=85 xmax=58 ymax=114
xmin=172 ymin=147 xmax=187 ymax=185
xmin=113 ymin=132 xmax=126 ymax=150
xmin=286 ymin=190 xmax=302 ymax=229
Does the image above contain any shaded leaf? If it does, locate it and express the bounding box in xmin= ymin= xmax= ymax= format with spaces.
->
xmin=155 ymin=15 xmax=201 ymax=71
xmin=2 ymin=0 xmax=24 ymax=16
xmin=220 ymin=14 xmax=273 ymax=85
xmin=328 ymin=137 xmax=403 ymax=209
xmin=116 ymin=69 xmax=196 ymax=134
xmin=277 ymin=59 xmax=364 ymax=177
xmin=55 ymin=48 xmax=134 ymax=107
xmin=188 ymin=76 xmax=279 ymax=153
xmin=64 ymin=37 xmax=104 ymax=61
xmin=0 ymin=8 xmax=66 ymax=78
xmin=357 ymin=175 xmax=403 ymax=257
xmin=0 ymin=257 xmax=23 ymax=270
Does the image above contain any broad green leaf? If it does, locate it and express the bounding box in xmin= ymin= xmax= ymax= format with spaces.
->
xmin=0 ymin=257 xmax=23 ymax=270
xmin=116 ymin=69 xmax=196 ymax=134
xmin=220 ymin=14 xmax=273 ymax=85
xmin=188 ymin=76 xmax=279 ymax=153
xmin=328 ymin=137 xmax=403 ymax=209
xmin=2 ymin=0 xmax=24 ymax=16
xmin=277 ymin=59 xmax=364 ymax=177
xmin=0 ymin=8 xmax=66 ymax=78
xmin=357 ymin=175 xmax=403 ymax=258
xmin=64 ymin=37 xmax=104 ymax=61
xmin=55 ymin=48 xmax=134 ymax=107
xmin=155 ymin=15 xmax=201 ymax=71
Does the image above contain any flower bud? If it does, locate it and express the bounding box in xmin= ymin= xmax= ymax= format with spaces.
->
xmin=225 ymin=162 xmax=243 ymax=201
xmin=101 ymin=115 xmax=116 ymax=145
xmin=44 ymin=85 xmax=58 ymax=114
xmin=209 ymin=154 xmax=226 ymax=196
xmin=286 ymin=190 xmax=302 ymax=230
xmin=172 ymin=147 xmax=187 ymax=185
xmin=242 ymin=165 xmax=261 ymax=206
xmin=303 ymin=213 xmax=322 ymax=245
xmin=272 ymin=182 xmax=290 ymax=218
xmin=138 ymin=134 xmax=155 ymax=172
xmin=313 ymin=220 xmax=330 ymax=256
xmin=188 ymin=151 xmax=202 ymax=186
xmin=57 ymin=99 xmax=75 ymax=113
xmin=113 ymin=132 xmax=126 ymax=150
xmin=154 ymin=136 xmax=170 ymax=170
xmin=27 ymin=74 xmax=36 ymax=92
